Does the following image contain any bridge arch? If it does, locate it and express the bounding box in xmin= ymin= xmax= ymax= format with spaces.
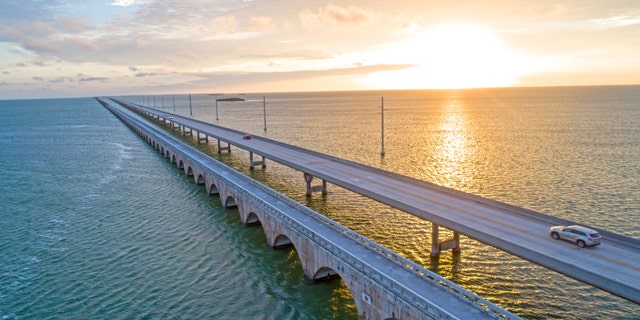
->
xmin=196 ymin=173 xmax=205 ymax=185
xmin=178 ymin=159 xmax=184 ymax=170
xmin=186 ymin=166 xmax=194 ymax=177
xmin=312 ymin=266 xmax=340 ymax=282
xmin=223 ymin=195 xmax=237 ymax=208
xmin=208 ymin=182 xmax=219 ymax=195
xmin=245 ymin=212 xmax=261 ymax=226
xmin=171 ymin=154 xmax=177 ymax=164
xmin=273 ymin=234 xmax=293 ymax=248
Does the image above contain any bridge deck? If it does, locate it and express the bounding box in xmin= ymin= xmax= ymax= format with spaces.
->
xmin=114 ymin=98 xmax=640 ymax=305
xmin=101 ymin=98 xmax=516 ymax=319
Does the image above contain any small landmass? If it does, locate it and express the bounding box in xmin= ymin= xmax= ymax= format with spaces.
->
xmin=216 ymin=97 xmax=245 ymax=101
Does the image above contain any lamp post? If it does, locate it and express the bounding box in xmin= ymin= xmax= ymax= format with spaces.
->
xmin=263 ymin=96 xmax=267 ymax=131
xmin=380 ymin=96 xmax=385 ymax=156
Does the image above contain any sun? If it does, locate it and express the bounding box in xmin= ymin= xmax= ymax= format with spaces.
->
xmin=363 ymin=23 xmax=536 ymax=89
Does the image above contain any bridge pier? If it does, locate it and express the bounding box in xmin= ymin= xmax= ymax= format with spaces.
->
xmin=217 ymin=139 xmax=231 ymax=153
xmin=196 ymin=132 xmax=208 ymax=144
xmin=182 ymin=126 xmax=193 ymax=136
xmin=430 ymin=223 xmax=460 ymax=257
xmin=249 ymin=151 xmax=266 ymax=169
xmin=304 ymin=173 xmax=327 ymax=196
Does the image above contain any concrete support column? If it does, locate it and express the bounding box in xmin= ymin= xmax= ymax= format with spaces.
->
xmin=217 ymin=139 xmax=231 ymax=153
xmin=431 ymin=223 xmax=460 ymax=257
xmin=249 ymin=152 xmax=266 ymax=169
xmin=197 ymin=132 xmax=208 ymax=144
xmin=304 ymin=173 xmax=327 ymax=196
xmin=451 ymin=231 xmax=461 ymax=253
xmin=431 ymin=223 xmax=440 ymax=257
xmin=182 ymin=126 xmax=192 ymax=136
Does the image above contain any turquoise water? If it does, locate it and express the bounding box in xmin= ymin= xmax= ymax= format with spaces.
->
xmin=0 ymin=98 xmax=355 ymax=319
xmin=2 ymin=87 xmax=639 ymax=319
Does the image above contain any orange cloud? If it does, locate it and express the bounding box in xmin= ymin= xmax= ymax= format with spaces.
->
xmin=247 ymin=16 xmax=276 ymax=32
xmin=300 ymin=4 xmax=374 ymax=29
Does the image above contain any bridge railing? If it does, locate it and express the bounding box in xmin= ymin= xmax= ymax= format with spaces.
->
xmin=118 ymin=98 xmax=640 ymax=251
xmin=103 ymin=98 xmax=519 ymax=319
xmin=252 ymin=178 xmax=518 ymax=319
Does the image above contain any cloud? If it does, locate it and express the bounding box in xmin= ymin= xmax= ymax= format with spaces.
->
xmin=209 ymin=15 xmax=238 ymax=35
xmin=300 ymin=4 xmax=375 ymax=29
xmin=0 ymin=17 xmax=99 ymax=55
xmin=49 ymin=77 xmax=72 ymax=83
xmin=79 ymin=76 xmax=108 ymax=82
xmin=2 ymin=0 xmax=639 ymax=99
xmin=111 ymin=0 xmax=150 ymax=7
xmin=591 ymin=15 xmax=640 ymax=28
xmin=57 ymin=17 xmax=89 ymax=33
xmin=188 ymin=63 xmax=415 ymax=89
xmin=135 ymin=72 xmax=158 ymax=77
xmin=247 ymin=16 xmax=276 ymax=32
xmin=323 ymin=4 xmax=373 ymax=25
xmin=22 ymin=37 xmax=59 ymax=54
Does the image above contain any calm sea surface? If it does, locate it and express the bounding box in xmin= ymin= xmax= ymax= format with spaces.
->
xmin=1 ymin=86 xmax=639 ymax=319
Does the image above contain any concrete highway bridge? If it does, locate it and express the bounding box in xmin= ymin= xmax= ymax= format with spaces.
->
xmin=98 ymin=97 xmax=518 ymax=319
xmin=105 ymin=96 xmax=639 ymax=313
xmin=112 ymin=97 xmax=640 ymax=305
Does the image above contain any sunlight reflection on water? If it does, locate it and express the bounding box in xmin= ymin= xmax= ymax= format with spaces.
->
xmin=133 ymin=87 xmax=639 ymax=319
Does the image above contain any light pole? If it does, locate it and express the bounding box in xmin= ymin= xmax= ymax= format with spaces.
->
xmin=263 ymin=96 xmax=267 ymax=131
xmin=380 ymin=96 xmax=385 ymax=156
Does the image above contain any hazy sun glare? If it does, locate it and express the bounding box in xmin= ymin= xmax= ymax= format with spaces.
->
xmin=364 ymin=23 xmax=538 ymax=89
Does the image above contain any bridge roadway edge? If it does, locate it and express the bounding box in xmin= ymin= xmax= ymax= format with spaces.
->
xmin=112 ymin=98 xmax=640 ymax=305
xmin=110 ymin=98 xmax=640 ymax=247
xmin=97 ymin=98 xmax=520 ymax=319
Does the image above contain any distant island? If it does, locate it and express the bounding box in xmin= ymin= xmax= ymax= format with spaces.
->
xmin=215 ymin=97 xmax=245 ymax=102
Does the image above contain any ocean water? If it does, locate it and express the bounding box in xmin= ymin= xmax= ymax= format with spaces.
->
xmin=1 ymin=86 xmax=639 ymax=319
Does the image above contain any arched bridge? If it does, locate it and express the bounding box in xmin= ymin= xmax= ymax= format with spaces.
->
xmin=97 ymin=98 xmax=519 ymax=319
xmin=110 ymin=97 xmax=640 ymax=306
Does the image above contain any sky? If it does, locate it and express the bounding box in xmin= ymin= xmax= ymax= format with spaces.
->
xmin=1 ymin=0 xmax=639 ymax=99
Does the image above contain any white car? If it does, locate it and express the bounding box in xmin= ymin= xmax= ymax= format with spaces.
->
xmin=550 ymin=225 xmax=601 ymax=248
